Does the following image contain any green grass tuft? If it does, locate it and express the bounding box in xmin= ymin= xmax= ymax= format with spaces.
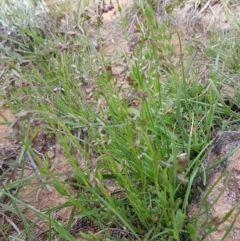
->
xmin=1 ymin=0 xmax=240 ymax=240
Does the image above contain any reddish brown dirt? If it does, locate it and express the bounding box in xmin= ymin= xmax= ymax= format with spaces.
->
xmin=0 ymin=110 xmax=91 ymax=240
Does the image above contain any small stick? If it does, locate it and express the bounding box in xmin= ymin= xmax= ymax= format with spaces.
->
xmin=26 ymin=151 xmax=52 ymax=193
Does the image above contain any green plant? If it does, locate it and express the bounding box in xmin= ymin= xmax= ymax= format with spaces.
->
xmin=1 ymin=0 xmax=240 ymax=240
